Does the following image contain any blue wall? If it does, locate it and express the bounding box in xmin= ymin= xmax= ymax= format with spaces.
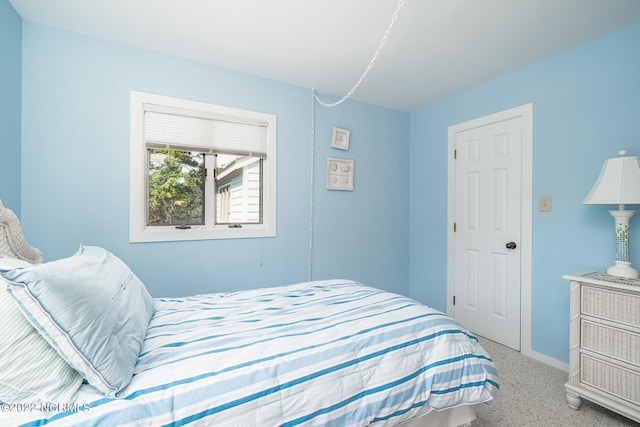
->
xmin=19 ymin=22 xmax=410 ymax=298
xmin=0 ymin=1 xmax=22 ymax=216
xmin=11 ymin=2 xmax=640 ymax=365
xmin=409 ymin=22 xmax=640 ymax=363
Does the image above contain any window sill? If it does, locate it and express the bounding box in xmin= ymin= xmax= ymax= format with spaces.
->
xmin=129 ymin=224 xmax=276 ymax=243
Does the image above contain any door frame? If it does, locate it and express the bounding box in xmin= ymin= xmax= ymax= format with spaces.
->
xmin=446 ymin=103 xmax=533 ymax=357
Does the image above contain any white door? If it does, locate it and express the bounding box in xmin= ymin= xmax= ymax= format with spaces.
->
xmin=450 ymin=111 xmax=525 ymax=350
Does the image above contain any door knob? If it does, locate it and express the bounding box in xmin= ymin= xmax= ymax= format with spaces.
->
xmin=506 ymin=242 xmax=517 ymax=249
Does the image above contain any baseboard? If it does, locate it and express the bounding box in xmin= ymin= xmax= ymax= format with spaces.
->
xmin=522 ymin=348 xmax=569 ymax=372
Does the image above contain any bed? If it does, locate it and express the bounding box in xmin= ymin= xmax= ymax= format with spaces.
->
xmin=0 ymin=200 xmax=498 ymax=426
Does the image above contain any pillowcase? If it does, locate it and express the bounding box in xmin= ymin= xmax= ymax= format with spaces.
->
xmin=1 ymin=246 xmax=155 ymax=397
xmin=0 ymin=258 xmax=83 ymax=404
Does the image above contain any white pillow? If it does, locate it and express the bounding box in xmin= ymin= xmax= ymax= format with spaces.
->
xmin=0 ymin=258 xmax=83 ymax=404
xmin=1 ymin=246 xmax=155 ymax=397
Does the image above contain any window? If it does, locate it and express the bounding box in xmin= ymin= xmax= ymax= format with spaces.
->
xmin=130 ymin=91 xmax=276 ymax=242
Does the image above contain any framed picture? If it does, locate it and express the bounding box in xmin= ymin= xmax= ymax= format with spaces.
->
xmin=331 ymin=127 xmax=350 ymax=151
xmin=327 ymin=158 xmax=354 ymax=191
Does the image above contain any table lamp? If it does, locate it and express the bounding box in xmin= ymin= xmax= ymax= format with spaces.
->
xmin=583 ymin=150 xmax=640 ymax=279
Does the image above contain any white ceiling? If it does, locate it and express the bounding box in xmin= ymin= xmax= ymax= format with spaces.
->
xmin=9 ymin=0 xmax=640 ymax=111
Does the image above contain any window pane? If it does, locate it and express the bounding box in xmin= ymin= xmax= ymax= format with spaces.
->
xmin=215 ymin=154 xmax=262 ymax=224
xmin=147 ymin=149 xmax=205 ymax=226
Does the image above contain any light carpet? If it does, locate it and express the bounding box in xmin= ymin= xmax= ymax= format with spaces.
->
xmin=471 ymin=336 xmax=639 ymax=426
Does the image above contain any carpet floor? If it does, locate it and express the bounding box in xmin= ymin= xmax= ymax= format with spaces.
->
xmin=470 ymin=336 xmax=639 ymax=426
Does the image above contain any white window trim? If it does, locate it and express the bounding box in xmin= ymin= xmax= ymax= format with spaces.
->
xmin=129 ymin=91 xmax=276 ymax=242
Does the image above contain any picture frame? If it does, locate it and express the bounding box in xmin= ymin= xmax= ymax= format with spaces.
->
xmin=327 ymin=157 xmax=354 ymax=191
xmin=331 ymin=127 xmax=350 ymax=151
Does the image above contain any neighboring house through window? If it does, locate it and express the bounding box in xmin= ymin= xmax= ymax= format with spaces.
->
xmin=130 ymin=91 xmax=276 ymax=242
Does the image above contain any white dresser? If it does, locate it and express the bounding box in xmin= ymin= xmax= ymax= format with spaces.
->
xmin=563 ymin=271 xmax=640 ymax=423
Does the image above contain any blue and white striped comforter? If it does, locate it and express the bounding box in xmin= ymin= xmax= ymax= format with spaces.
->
xmin=9 ymin=280 xmax=498 ymax=426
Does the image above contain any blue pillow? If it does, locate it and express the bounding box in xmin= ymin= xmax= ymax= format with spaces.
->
xmin=1 ymin=246 xmax=155 ymax=397
xmin=0 ymin=258 xmax=83 ymax=404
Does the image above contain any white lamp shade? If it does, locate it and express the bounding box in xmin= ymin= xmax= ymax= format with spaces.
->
xmin=582 ymin=151 xmax=640 ymax=205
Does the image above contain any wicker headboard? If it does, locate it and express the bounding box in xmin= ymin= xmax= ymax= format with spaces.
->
xmin=0 ymin=200 xmax=43 ymax=264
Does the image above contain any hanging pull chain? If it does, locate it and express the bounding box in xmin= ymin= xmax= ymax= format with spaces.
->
xmin=308 ymin=1 xmax=406 ymax=281
xmin=314 ymin=0 xmax=406 ymax=107
xmin=308 ymin=89 xmax=317 ymax=281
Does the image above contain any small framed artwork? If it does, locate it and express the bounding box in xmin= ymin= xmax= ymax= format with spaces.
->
xmin=327 ymin=157 xmax=354 ymax=191
xmin=331 ymin=127 xmax=350 ymax=151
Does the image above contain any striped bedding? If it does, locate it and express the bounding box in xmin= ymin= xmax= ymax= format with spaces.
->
xmin=6 ymin=279 xmax=498 ymax=427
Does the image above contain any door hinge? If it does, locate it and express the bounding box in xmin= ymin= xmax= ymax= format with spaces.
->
xmin=453 ymin=295 xmax=456 ymax=305
xmin=453 ymin=222 xmax=457 ymax=232
xmin=454 ymin=149 xmax=457 ymax=159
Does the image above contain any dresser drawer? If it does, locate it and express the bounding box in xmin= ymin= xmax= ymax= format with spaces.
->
xmin=581 ymin=319 xmax=640 ymax=366
xmin=580 ymin=353 xmax=640 ymax=405
xmin=581 ymin=285 xmax=640 ymax=328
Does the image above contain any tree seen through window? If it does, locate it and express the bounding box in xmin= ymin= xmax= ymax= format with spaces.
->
xmin=147 ymin=149 xmax=204 ymax=226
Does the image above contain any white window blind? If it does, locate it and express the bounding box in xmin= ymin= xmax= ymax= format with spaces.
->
xmin=144 ymin=104 xmax=268 ymax=158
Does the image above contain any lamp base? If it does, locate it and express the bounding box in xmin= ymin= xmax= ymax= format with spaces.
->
xmin=606 ymin=209 xmax=638 ymax=279
xmin=607 ymin=261 xmax=639 ymax=279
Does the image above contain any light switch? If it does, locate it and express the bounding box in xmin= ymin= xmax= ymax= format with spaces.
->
xmin=539 ymin=195 xmax=552 ymax=212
